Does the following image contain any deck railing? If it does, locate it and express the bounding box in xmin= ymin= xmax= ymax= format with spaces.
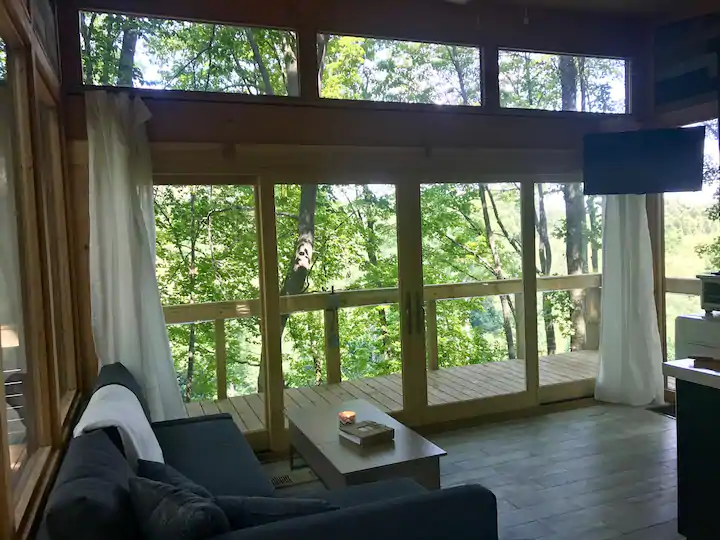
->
xmin=665 ymin=277 xmax=701 ymax=296
xmin=163 ymin=273 xmax=602 ymax=400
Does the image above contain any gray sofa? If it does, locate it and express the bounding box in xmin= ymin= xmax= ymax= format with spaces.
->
xmin=38 ymin=364 xmax=498 ymax=540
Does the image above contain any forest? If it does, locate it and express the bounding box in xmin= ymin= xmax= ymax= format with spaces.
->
xmin=79 ymin=12 xmax=719 ymax=401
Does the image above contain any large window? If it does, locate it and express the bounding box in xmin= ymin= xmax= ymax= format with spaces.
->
xmin=319 ymin=35 xmax=481 ymax=106
xmin=665 ymin=120 xmax=719 ymax=360
xmin=80 ymin=12 xmax=297 ymax=95
xmin=499 ymin=50 xmax=626 ymax=113
xmin=0 ymin=38 xmax=37 ymax=494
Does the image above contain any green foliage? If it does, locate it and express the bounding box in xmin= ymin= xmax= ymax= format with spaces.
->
xmin=0 ymin=39 xmax=6 ymax=80
xmin=83 ymin=14 xmax=707 ymax=402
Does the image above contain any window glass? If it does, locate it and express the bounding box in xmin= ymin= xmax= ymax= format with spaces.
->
xmin=0 ymin=38 xmax=37 ymax=490
xmin=320 ymin=35 xmax=481 ymax=106
xmin=80 ymin=12 xmax=297 ymax=95
xmin=499 ymin=50 xmax=626 ymax=113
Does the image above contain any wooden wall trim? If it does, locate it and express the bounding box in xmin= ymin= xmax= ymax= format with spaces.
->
xmin=62 ymin=0 xmax=647 ymax=58
xmin=64 ymin=94 xmax=631 ymax=149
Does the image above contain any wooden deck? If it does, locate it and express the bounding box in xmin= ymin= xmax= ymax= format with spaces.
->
xmin=185 ymin=350 xmax=599 ymax=438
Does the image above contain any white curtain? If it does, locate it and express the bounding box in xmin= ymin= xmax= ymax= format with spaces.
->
xmin=595 ymin=194 xmax=665 ymax=406
xmin=87 ymin=91 xmax=185 ymax=421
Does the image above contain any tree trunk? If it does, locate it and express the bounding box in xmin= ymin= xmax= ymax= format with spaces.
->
xmin=117 ymin=23 xmax=138 ymax=86
xmin=361 ymin=186 xmax=392 ymax=361
xmin=558 ymin=55 xmax=578 ymax=112
xmin=245 ymin=29 xmax=274 ymax=95
xmin=258 ymin=184 xmax=318 ymax=391
xmin=559 ymin=55 xmax=586 ymax=351
xmin=536 ymin=184 xmax=557 ymax=355
xmin=284 ymin=36 xmax=299 ymax=97
xmin=587 ymin=196 xmax=600 ymax=273
xmin=563 ymin=183 xmax=587 ymax=351
xmin=80 ymin=13 xmax=97 ymax=83
xmin=185 ymin=190 xmax=198 ymax=400
xmin=317 ymin=34 xmax=329 ymax=91
xmin=479 ymin=185 xmax=516 ymax=359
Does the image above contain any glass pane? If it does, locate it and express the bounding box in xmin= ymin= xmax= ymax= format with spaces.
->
xmin=0 ymin=40 xmax=37 ymax=489
xmin=320 ymin=35 xmax=481 ymax=106
xmin=80 ymin=12 xmax=297 ymax=95
xmin=154 ymin=185 xmax=263 ymax=426
xmin=421 ymin=183 xmax=524 ymax=402
xmin=275 ymin=184 xmax=401 ymax=408
xmin=664 ymin=120 xmax=719 ymax=278
xmin=499 ymin=50 xmax=626 ymax=113
xmin=535 ymin=183 xmax=602 ymax=387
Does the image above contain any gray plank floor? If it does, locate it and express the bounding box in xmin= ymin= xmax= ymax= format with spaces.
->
xmin=266 ymin=404 xmax=680 ymax=540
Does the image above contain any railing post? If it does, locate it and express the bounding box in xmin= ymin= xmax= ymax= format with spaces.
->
xmin=426 ymin=300 xmax=439 ymax=370
xmin=514 ymin=293 xmax=526 ymax=359
xmin=324 ymin=308 xmax=341 ymax=383
xmin=215 ymin=318 xmax=227 ymax=400
xmin=584 ymin=287 xmax=601 ymax=351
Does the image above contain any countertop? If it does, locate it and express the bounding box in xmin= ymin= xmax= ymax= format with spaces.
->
xmin=663 ymin=359 xmax=720 ymax=391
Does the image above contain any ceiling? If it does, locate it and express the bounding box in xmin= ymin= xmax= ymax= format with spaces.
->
xmin=451 ymin=0 xmax=699 ymax=15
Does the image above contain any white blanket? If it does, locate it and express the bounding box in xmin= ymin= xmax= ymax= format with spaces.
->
xmin=74 ymin=384 xmax=164 ymax=468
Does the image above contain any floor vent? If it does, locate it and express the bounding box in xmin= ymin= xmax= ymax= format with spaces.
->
xmin=269 ymin=469 xmax=318 ymax=489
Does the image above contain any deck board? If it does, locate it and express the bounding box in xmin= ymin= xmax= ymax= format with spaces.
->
xmin=185 ymin=350 xmax=600 ymax=436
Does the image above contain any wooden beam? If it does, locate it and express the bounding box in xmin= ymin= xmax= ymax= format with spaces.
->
xmin=215 ymin=319 xmax=227 ymax=400
xmin=666 ymin=277 xmax=701 ymax=295
xmin=514 ymin=293 xmax=526 ymax=360
xmin=482 ymin=44 xmax=500 ymax=111
xmin=65 ymin=94 xmax=625 ymax=150
xmin=426 ymin=300 xmax=439 ymax=371
xmin=646 ymin=194 xmax=667 ymax=359
xmin=520 ymin=181 xmax=539 ymax=402
xmin=323 ymin=309 xmax=341 ymax=384
xmin=396 ymin=181 xmax=428 ymax=415
xmin=255 ymin=181 xmax=286 ymax=452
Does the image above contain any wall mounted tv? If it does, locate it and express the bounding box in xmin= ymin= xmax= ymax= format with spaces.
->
xmin=583 ymin=126 xmax=706 ymax=195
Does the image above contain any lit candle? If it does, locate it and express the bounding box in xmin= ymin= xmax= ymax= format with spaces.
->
xmin=338 ymin=411 xmax=356 ymax=425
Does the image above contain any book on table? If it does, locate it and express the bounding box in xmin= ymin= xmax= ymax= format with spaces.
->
xmin=339 ymin=420 xmax=395 ymax=447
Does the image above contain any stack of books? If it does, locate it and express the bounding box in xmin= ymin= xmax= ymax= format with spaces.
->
xmin=339 ymin=420 xmax=395 ymax=447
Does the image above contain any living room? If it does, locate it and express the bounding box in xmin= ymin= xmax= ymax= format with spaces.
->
xmin=0 ymin=0 xmax=718 ymax=539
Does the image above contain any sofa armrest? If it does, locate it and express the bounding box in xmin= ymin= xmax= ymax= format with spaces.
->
xmin=151 ymin=413 xmax=232 ymax=429
xmin=211 ymin=484 xmax=498 ymax=540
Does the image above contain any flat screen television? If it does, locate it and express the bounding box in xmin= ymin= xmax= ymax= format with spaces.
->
xmin=583 ymin=126 xmax=706 ymax=195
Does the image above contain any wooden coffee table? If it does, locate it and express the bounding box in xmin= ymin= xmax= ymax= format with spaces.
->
xmin=285 ymin=399 xmax=446 ymax=490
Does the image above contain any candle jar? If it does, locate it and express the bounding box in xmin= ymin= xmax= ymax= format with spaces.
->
xmin=338 ymin=411 xmax=356 ymax=425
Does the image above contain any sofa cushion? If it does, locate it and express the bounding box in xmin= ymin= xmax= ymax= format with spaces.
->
xmin=44 ymin=430 xmax=138 ymax=540
xmin=138 ymin=459 xmax=212 ymax=498
xmin=152 ymin=414 xmax=274 ymax=497
xmin=317 ymin=478 xmax=426 ymax=508
xmin=94 ymin=363 xmax=151 ymax=421
xmin=214 ymin=496 xmax=338 ymax=529
xmin=129 ymin=477 xmax=229 ymax=540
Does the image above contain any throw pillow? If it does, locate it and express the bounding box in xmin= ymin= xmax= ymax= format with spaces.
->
xmin=129 ymin=477 xmax=229 ymax=540
xmin=214 ymin=495 xmax=338 ymax=529
xmin=44 ymin=430 xmax=139 ymax=540
xmin=137 ymin=460 xmax=212 ymax=498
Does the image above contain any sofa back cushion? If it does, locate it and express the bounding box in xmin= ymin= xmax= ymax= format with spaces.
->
xmin=43 ymin=429 xmax=138 ymax=540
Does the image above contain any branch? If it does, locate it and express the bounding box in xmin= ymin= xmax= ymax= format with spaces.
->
xmin=487 ymin=188 xmax=522 ymax=256
xmin=442 ymin=233 xmax=496 ymax=276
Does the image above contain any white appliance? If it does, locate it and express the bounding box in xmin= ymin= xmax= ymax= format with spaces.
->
xmin=675 ymin=313 xmax=720 ymax=360
xmin=698 ymin=274 xmax=720 ymax=316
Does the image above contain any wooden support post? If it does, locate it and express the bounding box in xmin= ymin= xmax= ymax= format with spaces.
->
xmin=520 ymin=182 xmax=539 ymax=402
xmin=396 ymin=181 xmax=428 ymax=414
xmin=255 ymin=180 xmax=286 ymax=452
xmin=482 ymin=44 xmax=500 ymax=111
xmin=514 ymin=293 xmax=526 ymax=360
xmin=584 ymin=287 xmax=602 ymax=351
xmin=297 ymin=26 xmax=319 ymax=99
xmin=215 ymin=318 xmax=227 ymax=400
xmin=646 ymin=194 xmax=667 ymax=360
xmin=426 ymin=300 xmax=439 ymax=371
xmin=324 ymin=308 xmax=341 ymax=383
